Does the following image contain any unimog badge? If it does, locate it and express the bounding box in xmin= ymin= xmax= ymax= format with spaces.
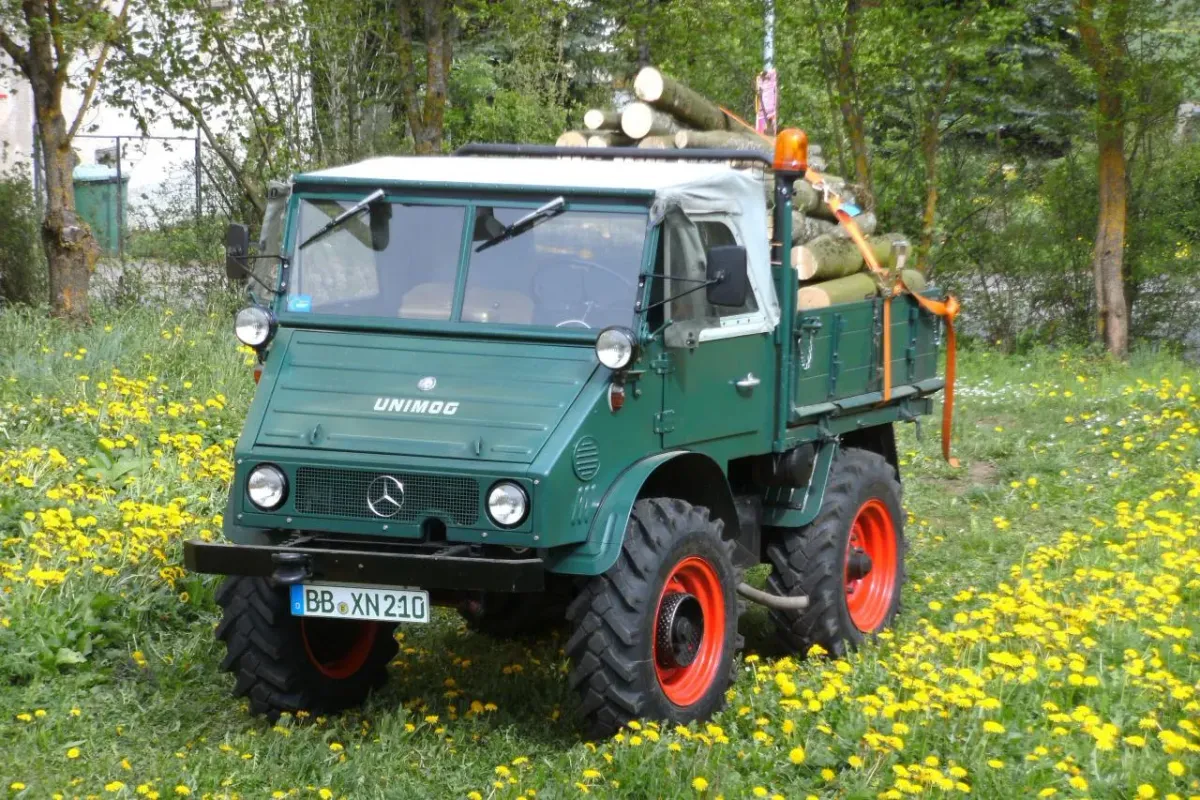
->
xmin=372 ymin=397 xmax=460 ymax=415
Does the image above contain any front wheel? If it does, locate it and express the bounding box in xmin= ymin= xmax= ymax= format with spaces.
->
xmin=765 ymin=447 xmax=905 ymax=657
xmin=566 ymin=498 xmax=741 ymax=738
xmin=215 ymin=577 xmax=398 ymax=719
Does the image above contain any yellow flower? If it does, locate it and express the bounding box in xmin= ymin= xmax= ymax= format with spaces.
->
xmin=1069 ymin=776 xmax=1088 ymax=791
xmin=581 ymin=770 xmax=601 ymax=780
xmin=982 ymin=721 xmax=1006 ymax=734
xmin=318 ymin=790 xmax=332 ymax=800
xmin=692 ymin=777 xmax=709 ymax=792
xmin=467 ymin=794 xmax=482 ymax=800
xmin=10 ymin=784 xmax=26 ymax=791
xmin=788 ymin=746 xmax=806 ymax=765
xmin=66 ymin=747 xmax=81 ymax=759
xmin=329 ymin=742 xmax=343 ymax=752
xmin=987 ymin=760 xmax=1004 ymax=769
xmin=1167 ymin=761 xmax=1184 ymax=777
xmin=106 ymin=782 xmax=127 ymax=793
xmin=1037 ymin=789 xmax=1057 ymax=798
xmin=753 ymin=789 xmax=768 ymax=798
xmin=1136 ymin=787 xmax=1155 ymax=800
xmin=174 ymin=787 xmax=190 ymax=796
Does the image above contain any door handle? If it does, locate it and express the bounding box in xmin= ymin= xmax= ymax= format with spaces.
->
xmin=735 ymin=373 xmax=761 ymax=389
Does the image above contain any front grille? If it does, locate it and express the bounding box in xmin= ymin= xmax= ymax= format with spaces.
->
xmin=294 ymin=467 xmax=479 ymax=526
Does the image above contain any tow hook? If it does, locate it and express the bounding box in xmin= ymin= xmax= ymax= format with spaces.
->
xmin=270 ymin=551 xmax=312 ymax=586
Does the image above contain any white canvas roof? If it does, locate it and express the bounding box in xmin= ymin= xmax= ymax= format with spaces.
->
xmin=296 ymin=155 xmax=779 ymax=328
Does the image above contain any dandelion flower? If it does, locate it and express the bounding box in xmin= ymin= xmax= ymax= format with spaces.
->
xmin=788 ymin=746 xmax=806 ymax=765
xmin=692 ymin=777 xmax=709 ymax=792
xmin=982 ymin=721 xmax=1006 ymax=734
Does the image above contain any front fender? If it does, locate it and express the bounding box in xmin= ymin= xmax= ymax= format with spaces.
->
xmin=544 ymin=450 xmax=737 ymax=576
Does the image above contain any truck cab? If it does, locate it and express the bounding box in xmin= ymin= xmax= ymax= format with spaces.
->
xmin=188 ymin=140 xmax=947 ymax=736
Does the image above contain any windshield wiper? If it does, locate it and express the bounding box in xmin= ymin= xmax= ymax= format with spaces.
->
xmin=475 ymin=196 xmax=567 ymax=253
xmin=297 ymin=188 xmax=386 ymax=251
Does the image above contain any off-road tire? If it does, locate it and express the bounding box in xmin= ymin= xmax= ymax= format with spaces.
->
xmin=566 ymin=498 xmax=742 ymax=738
xmin=215 ymin=576 xmax=398 ymax=719
xmin=765 ymin=447 xmax=904 ymax=657
xmin=458 ymin=592 xmax=564 ymax=640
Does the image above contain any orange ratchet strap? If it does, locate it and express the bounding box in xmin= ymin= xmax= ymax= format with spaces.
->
xmin=803 ymin=168 xmax=961 ymax=467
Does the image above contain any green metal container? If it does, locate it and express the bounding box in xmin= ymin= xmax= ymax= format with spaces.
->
xmin=72 ymin=164 xmax=128 ymax=256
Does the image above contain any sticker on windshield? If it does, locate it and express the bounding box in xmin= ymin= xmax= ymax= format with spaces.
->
xmin=288 ymin=295 xmax=312 ymax=313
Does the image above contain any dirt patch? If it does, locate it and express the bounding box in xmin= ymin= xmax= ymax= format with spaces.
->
xmin=931 ymin=459 xmax=999 ymax=496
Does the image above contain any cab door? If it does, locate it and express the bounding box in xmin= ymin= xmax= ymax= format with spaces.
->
xmin=656 ymin=216 xmax=776 ymax=450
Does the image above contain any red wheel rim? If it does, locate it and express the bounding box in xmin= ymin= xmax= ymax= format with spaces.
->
xmin=653 ymin=556 xmax=725 ymax=707
xmin=300 ymin=618 xmax=379 ymax=680
xmin=844 ymin=498 xmax=898 ymax=632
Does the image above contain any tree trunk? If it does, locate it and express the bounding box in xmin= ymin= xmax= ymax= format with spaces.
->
xmin=36 ymin=105 xmax=94 ymax=321
xmin=633 ymin=67 xmax=730 ymax=131
xmin=916 ymin=120 xmax=940 ymax=271
xmin=1077 ymin=0 xmax=1131 ymax=358
xmin=796 ymin=272 xmax=878 ymax=308
xmin=620 ymin=102 xmax=679 ymax=139
xmin=1092 ymin=90 xmax=1129 ymax=357
xmin=397 ymin=0 xmax=454 ymax=155
xmin=674 ymin=129 xmax=771 ymax=156
xmin=37 ymin=105 xmax=96 ymax=322
xmin=833 ymin=0 xmax=873 ymax=207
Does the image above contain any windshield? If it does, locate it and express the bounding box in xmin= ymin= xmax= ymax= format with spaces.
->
xmin=289 ymin=198 xmax=647 ymax=330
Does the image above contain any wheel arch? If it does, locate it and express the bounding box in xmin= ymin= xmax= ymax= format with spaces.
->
xmin=839 ymin=423 xmax=899 ymax=477
xmin=544 ymin=450 xmax=738 ymax=577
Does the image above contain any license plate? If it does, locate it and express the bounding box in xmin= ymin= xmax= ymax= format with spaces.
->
xmin=289 ymin=583 xmax=430 ymax=624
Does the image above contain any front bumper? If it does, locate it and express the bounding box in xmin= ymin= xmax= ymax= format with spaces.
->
xmin=184 ymin=538 xmax=545 ymax=593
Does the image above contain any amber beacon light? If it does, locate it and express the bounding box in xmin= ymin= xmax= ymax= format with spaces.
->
xmin=773 ymin=128 xmax=809 ymax=173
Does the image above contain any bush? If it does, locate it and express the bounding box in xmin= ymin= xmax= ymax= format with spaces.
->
xmin=0 ymin=167 xmax=47 ymax=306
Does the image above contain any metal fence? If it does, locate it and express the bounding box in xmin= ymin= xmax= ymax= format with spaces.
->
xmin=31 ymin=130 xmax=219 ymax=260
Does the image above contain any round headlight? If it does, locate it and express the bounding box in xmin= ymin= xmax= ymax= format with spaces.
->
xmin=486 ymin=481 xmax=529 ymax=528
xmin=596 ymin=326 xmax=637 ymax=370
xmin=247 ymin=464 xmax=287 ymax=510
xmin=235 ymin=306 xmax=275 ymax=348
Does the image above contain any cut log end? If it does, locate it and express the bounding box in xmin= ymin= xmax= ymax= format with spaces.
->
xmin=583 ymin=108 xmax=619 ymax=131
xmin=633 ymin=67 xmax=666 ymax=103
xmin=555 ymin=131 xmax=587 ymax=148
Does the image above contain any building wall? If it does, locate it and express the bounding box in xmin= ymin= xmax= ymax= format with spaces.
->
xmin=0 ymin=60 xmax=36 ymax=180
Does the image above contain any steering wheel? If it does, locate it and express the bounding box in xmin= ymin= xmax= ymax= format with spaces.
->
xmin=533 ymin=259 xmax=636 ymax=327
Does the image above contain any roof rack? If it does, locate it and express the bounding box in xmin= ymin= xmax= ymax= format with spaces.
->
xmin=454 ymin=142 xmax=772 ymax=168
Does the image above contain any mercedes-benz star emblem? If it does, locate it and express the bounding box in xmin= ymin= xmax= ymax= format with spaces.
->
xmin=417 ymin=376 xmax=437 ymax=392
xmin=366 ymin=475 xmax=405 ymax=518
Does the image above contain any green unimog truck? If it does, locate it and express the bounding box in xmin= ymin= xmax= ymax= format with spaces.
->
xmin=186 ymin=136 xmax=948 ymax=736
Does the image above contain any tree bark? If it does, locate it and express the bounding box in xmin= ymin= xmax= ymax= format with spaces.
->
xmin=833 ymin=0 xmax=873 ymax=207
xmin=397 ymin=0 xmax=455 ymax=154
xmin=674 ymin=129 xmax=771 ymax=156
xmin=37 ymin=95 xmax=97 ymax=322
xmin=633 ymin=67 xmax=730 ymax=131
xmin=1078 ymin=0 xmax=1130 ymax=358
xmin=797 ymin=272 xmax=878 ymax=308
xmin=0 ymin=0 xmax=124 ymax=323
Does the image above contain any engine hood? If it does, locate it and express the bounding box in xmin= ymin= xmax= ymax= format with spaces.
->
xmin=253 ymin=329 xmax=600 ymax=463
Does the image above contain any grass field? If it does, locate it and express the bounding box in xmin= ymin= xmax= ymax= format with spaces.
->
xmin=1 ymin=303 xmax=1198 ymax=800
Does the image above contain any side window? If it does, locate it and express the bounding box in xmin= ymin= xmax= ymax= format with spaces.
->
xmin=653 ymin=212 xmax=759 ymax=331
xmin=695 ymin=220 xmax=758 ymax=317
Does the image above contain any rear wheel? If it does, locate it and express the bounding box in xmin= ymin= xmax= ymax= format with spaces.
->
xmin=566 ymin=498 xmax=741 ymax=738
xmin=215 ymin=576 xmax=398 ymax=719
xmin=766 ymin=447 xmax=904 ymax=657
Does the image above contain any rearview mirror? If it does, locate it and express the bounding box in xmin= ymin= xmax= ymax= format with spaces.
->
xmin=225 ymin=222 xmax=250 ymax=281
xmin=705 ymin=245 xmax=748 ymax=307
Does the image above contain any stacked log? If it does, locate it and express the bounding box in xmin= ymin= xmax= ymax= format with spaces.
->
xmin=556 ymin=67 xmax=929 ymax=312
